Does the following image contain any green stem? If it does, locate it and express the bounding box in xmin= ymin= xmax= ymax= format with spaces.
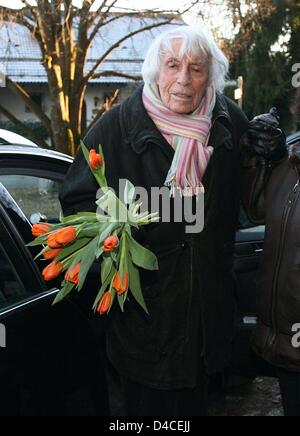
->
xmin=60 ymin=245 xmax=87 ymax=266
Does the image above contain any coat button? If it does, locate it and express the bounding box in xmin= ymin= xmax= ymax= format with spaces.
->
xmin=160 ymin=350 xmax=168 ymax=357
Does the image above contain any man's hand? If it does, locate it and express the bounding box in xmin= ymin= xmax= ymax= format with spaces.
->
xmin=241 ymin=107 xmax=288 ymax=164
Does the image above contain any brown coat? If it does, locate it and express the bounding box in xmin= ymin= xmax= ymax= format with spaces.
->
xmin=243 ymin=155 xmax=300 ymax=371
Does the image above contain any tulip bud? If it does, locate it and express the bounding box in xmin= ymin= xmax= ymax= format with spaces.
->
xmin=32 ymin=223 xmax=52 ymax=237
xmin=55 ymin=226 xmax=77 ymax=246
xmin=112 ymin=272 xmax=129 ymax=295
xmin=48 ymin=226 xmax=77 ymax=248
xmin=89 ymin=149 xmax=103 ymax=170
xmin=103 ymin=235 xmax=119 ymax=252
xmin=65 ymin=263 xmax=81 ymax=285
xmin=44 ymin=248 xmax=62 ymax=260
xmin=97 ymin=292 xmax=112 ymax=315
xmin=42 ymin=262 xmax=63 ymax=281
xmin=47 ymin=233 xmax=63 ymax=249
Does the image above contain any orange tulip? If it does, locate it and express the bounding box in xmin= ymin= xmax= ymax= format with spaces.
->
xmin=48 ymin=226 xmax=77 ymax=248
xmin=55 ymin=226 xmax=77 ymax=246
xmin=32 ymin=223 xmax=52 ymax=237
xmin=47 ymin=233 xmax=63 ymax=249
xmin=89 ymin=149 xmax=103 ymax=170
xmin=44 ymin=248 xmax=62 ymax=260
xmin=103 ymin=235 xmax=119 ymax=253
xmin=42 ymin=262 xmax=63 ymax=281
xmin=65 ymin=263 xmax=81 ymax=285
xmin=97 ymin=292 xmax=112 ymax=315
xmin=112 ymin=272 xmax=129 ymax=295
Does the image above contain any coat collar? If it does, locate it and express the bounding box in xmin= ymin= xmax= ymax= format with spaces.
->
xmin=119 ymin=85 xmax=233 ymax=156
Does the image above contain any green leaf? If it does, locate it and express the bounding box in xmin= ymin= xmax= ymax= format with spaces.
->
xmin=128 ymin=257 xmax=149 ymax=315
xmin=77 ymin=236 xmax=99 ymax=291
xmin=78 ymin=223 xmax=102 ymax=238
xmin=52 ymin=282 xmax=75 ymax=305
xmin=123 ymin=180 xmax=136 ymax=205
xmin=98 ymin=144 xmax=106 ymax=179
xmin=64 ymin=250 xmax=84 ymax=273
xmin=117 ymin=294 xmax=125 ymax=312
xmin=27 ymin=235 xmax=48 ymax=247
xmin=101 ymin=256 xmax=113 ymax=284
xmin=126 ymin=232 xmax=158 ymax=271
xmin=60 ymin=214 xmax=98 ymax=225
xmin=95 ymin=248 xmax=103 ymax=260
xmin=56 ymin=238 xmax=90 ymax=262
xmin=34 ymin=245 xmax=50 ymax=260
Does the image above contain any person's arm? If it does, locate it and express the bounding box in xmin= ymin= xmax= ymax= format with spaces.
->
xmin=240 ymin=108 xmax=288 ymax=224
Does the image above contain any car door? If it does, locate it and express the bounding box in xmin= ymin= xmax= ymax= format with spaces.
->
xmin=0 ymin=184 xmax=109 ymax=416
xmin=230 ymin=218 xmax=276 ymax=378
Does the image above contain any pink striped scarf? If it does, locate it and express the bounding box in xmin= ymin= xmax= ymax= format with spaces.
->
xmin=142 ymin=83 xmax=216 ymax=196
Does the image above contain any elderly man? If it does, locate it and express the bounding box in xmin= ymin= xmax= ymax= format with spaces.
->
xmin=60 ymin=26 xmax=286 ymax=416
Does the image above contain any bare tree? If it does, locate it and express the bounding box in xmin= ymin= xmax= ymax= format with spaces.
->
xmin=0 ymin=1 xmax=197 ymax=155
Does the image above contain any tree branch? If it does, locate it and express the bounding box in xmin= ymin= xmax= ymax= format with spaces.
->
xmin=6 ymin=77 xmax=52 ymax=135
xmin=83 ymin=17 xmax=178 ymax=85
xmin=83 ymin=87 xmax=120 ymax=137
xmin=92 ymin=70 xmax=142 ymax=81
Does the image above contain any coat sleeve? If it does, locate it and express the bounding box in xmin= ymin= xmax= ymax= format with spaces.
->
xmin=224 ymin=99 xmax=265 ymax=224
xmin=240 ymin=154 xmax=272 ymax=224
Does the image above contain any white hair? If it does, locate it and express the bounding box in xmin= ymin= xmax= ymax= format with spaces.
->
xmin=142 ymin=26 xmax=229 ymax=93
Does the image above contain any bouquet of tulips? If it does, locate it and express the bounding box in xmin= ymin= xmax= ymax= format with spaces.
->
xmin=29 ymin=142 xmax=159 ymax=315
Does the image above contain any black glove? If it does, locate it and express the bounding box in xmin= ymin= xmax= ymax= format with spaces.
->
xmin=288 ymin=140 xmax=300 ymax=175
xmin=241 ymin=107 xmax=288 ymax=164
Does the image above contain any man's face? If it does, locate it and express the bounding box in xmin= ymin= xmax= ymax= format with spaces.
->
xmin=156 ymin=39 xmax=210 ymax=114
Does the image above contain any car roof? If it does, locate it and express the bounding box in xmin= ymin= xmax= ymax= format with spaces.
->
xmin=0 ymin=129 xmax=39 ymax=147
xmin=0 ymin=144 xmax=73 ymax=164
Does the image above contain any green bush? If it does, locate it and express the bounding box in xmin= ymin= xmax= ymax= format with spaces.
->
xmin=0 ymin=120 xmax=49 ymax=141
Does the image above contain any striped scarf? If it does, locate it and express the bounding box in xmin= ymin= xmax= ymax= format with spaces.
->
xmin=142 ymin=83 xmax=216 ymax=196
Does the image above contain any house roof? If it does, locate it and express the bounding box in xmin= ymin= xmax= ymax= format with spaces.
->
xmin=0 ymin=15 xmax=183 ymax=84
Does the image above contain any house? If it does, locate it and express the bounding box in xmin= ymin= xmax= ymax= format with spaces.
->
xmin=0 ymin=15 xmax=183 ymax=134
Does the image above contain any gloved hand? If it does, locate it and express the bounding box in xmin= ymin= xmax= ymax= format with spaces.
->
xmin=288 ymin=140 xmax=300 ymax=175
xmin=241 ymin=107 xmax=288 ymax=164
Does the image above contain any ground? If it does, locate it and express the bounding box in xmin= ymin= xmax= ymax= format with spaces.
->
xmin=209 ymin=377 xmax=283 ymax=416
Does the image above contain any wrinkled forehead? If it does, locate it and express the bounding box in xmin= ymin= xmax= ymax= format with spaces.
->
xmin=159 ymin=37 xmax=210 ymax=66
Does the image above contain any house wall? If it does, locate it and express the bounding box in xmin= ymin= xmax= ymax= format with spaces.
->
xmin=0 ymin=84 xmax=51 ymax=122
xmin=0 ymin=82 xmax=140 ymax=127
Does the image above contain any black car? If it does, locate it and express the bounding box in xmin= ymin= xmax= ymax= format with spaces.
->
xmin=0 ymin=133 xmax=298 ymax=415
xmin=0 ymin=145 xmax=109 ymax=416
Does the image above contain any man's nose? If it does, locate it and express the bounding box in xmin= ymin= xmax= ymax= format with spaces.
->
xmin=176 ymin=67 xmax=192 ymax=86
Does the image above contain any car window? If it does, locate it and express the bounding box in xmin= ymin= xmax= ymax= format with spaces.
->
xmin=0 ymin=175 xmax=61 ymax=222
xmin=0 ymin=242 xmax=28 ymax=310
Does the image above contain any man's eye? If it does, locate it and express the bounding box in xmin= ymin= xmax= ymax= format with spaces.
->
xmin=192 ymin=67 xmax=203 ymax=73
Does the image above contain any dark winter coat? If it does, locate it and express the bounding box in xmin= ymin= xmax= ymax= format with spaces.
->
xmin=59 ymin=86 xmax=249 ymax=389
